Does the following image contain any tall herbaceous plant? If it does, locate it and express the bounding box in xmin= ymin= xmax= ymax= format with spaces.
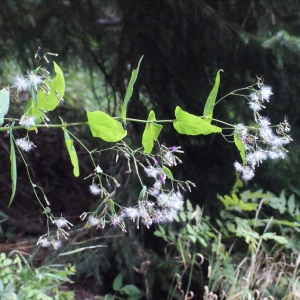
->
xmin=0 ymin=50 xmax=291 ymax=250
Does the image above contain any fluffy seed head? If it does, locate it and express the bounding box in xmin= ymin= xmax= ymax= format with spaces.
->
xmin=89 ymin=184 xmax=101 ymax=195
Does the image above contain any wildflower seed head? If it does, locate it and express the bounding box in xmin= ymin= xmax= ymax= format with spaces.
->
xmin=249 ymin=92 xmax=260 ymax=102
xmin=138 ymin=206 xmax=149 ymax=218
xmin=157 ymin=193 xmax=170 ymax=207
xmin=123 ymin=207 xmax=139 ymax=221
xmin=163 ymin=151 xmax=177 ymax=167
xmin=52 ymin=240 xmax=62 ymax=249
xmin=27 ymin=73 xmax=43 ymax=90
xmin=15 ymin=138 xmax=35 ymax=152
xmin=37 ymin=238 xmax=50 ymax=247
xmin=241 ymin=166 xmax=255 ymax=181
xmin=143 ymin=216 xmax=153 ymax=228
xmin=87 ymin=215 xmax=99 ymax=227
xmin=260 ymin=85 xmax=273 ymax=101
xmin=89 ymin=184 xmax=101 ymax=195
xmin=258 ymin=117 xmax=271 ymax=128
xmin=161 ymin=208 xmax=178 ymax=222
xmin=234 ymin=124 xmax=248 ymax=137
xmin=110 ymin=215 xmax=122 ymax=229
xmin=268 ymin=148 xmax=287 ymax=159
xmin=233 ymin=161 xmax=244 ymax=172
xmin=259 ymin=126 xmax=274 ymax=143
xmin=248 ymin=101 xmax=262 ymax=112
xmin=169 ymin=191 xmax=184 ymax=210
xmin=53 ymin=217 xmax=72 ymax=229
xmin=144 ymin=166 xmax=160 ymax=178
xmin=15 ymin=75 xmax=29 ymax=92
xmin=19 ymin=115 xmax=35 ymax=128
xmin=148 ymin=180 xmax=161 ymax=196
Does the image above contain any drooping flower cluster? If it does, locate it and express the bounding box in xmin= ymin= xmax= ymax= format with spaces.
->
xmin=234 ymin=84 xmax=292 ymax=181
xmin=84 ymin=144 xmax=194 ymax=231
xmin=15 ymin=137 xmax=36 ymax=152
xmin=37 ymin=216 xmax=73 ymax=250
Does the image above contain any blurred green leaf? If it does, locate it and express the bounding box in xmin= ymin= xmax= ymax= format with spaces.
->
xmin=113 ymin=273 xmax=123 ymax=291
xmin=287 ymin=194 xmax=295 ymax=214
xmin=263 ymin=232 xmax=288 ymax=244
xmin=120 ymin=284 xmax=143 ymax=297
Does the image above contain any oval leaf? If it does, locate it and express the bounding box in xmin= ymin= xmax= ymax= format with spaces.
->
xmin=203 ymin=70 xmax=223 ymax=123
xmin=87 ymin=111 xmax=127 ymax=142
xmin=113 ymin=273 xmax=123 ymax=291
xmin=173 ymin=106 xmax=222 ymax=135
xmin=142 ymin=110 xmax=163 ymax=154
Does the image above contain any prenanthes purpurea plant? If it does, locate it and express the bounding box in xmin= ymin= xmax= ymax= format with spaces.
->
xmin=0 ymin=50 xmax=292 ymax=253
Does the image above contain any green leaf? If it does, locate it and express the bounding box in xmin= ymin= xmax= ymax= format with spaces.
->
xmin=238 ymin=201 xmax=258 ymax=211
xmin=186 ymin=200 xmax=193 ymax=212
xmin=163 ymin=166 xmax=174 ymax=180
xmin=179 ymin=211 xmax=186 ymax=222
xmin=36 ymin=61 xmax=65 ymax=112
xmin=234 ymin=134 xmax=246 ymax=165
xmin=9 ymin=126 xmax=17 ymax=207
xmin=121 ymin=56 xmax=143 ymax=124
xmin=142 ymin=110 xmax=163 ymax=154
xmin=0 ymin=88 xmax=10 ymax=126
xmin=173 ymin=106 xmax=222 ymax=135
xmin=203 ymin=69 xmax=223 ymax=123
xmin=197 ymin=236 xmax=208 ymax=247
xmin=158 ymin=224 xmax=165 ymax=235
xmin=263 ymin=232 xmax=288 ymax=244
xmin=87 ymin=111 xmax=127 ymax=142
xmin=119 ymin=284 xmax=142 ymax=296
xmin=109 ymin=199 xmax=115 ymax=214
xmin=138 ymin=186 xmax=147 ymax=201
xmin=113 ymin=273 xmax=123 ymax=291
xmin=153 ymin=231 xmax=163 ymax=237
xmin=62 ymin=127 xmax=79 ymax=177
xmin=287 ymin=194 xmax=295 ymax=214
xmin=187 ymin=224 xmax=196 ymax=235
